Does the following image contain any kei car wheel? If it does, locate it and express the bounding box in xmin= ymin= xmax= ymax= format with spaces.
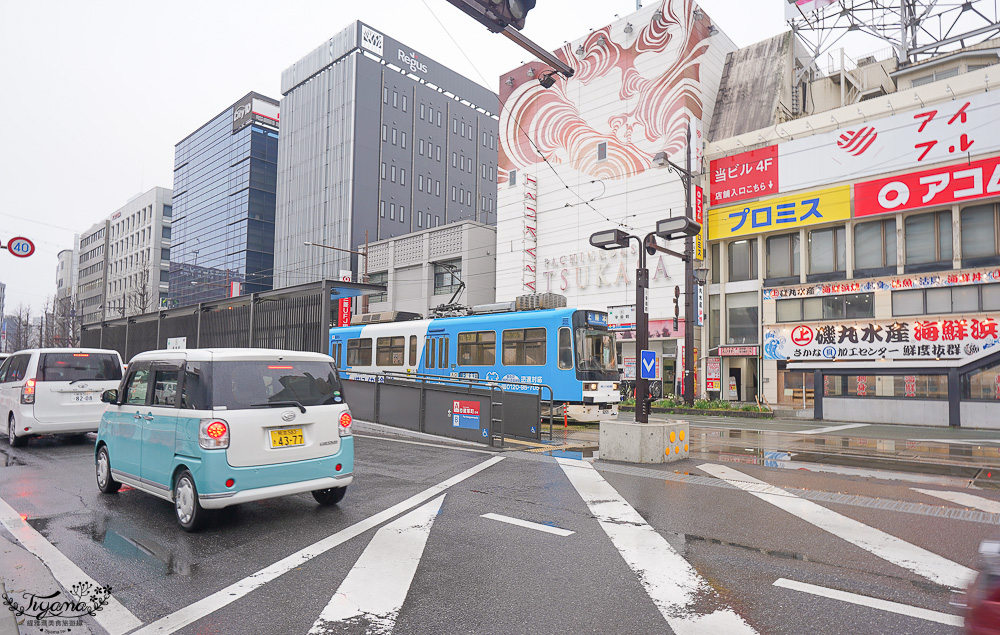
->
xmin=174 ymin=470 xmax=211 ymax=532
xmin=312 ymin=486 xmax=347 ymax=506
xmin=96 ymin=445 xmax=121 ymax=494
xmin=8 ymin=416 xmax=26 ymax=448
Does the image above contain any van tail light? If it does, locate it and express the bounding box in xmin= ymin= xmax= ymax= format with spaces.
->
xmin=199 ymin=419 xmax=230 ymax=449
xmin=339 ymin=411 xmax=353 ymax=437
xmin=20 ymin=379 xmax=36 ymax=404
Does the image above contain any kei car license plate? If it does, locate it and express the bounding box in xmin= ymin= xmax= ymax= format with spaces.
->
xmin=270 ymin=428 xmax=304 ymax=448
xmin=73 ymin=393 xmax=94 ymax=402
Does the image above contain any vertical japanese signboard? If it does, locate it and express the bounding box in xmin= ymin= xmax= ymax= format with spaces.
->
xmin=706 ymin=357 xmax=721 ymax=391
xmin=338 ymin=271 xmax=352 ymax=327
xmin=694 ymin=185 xmax=705 ymax=261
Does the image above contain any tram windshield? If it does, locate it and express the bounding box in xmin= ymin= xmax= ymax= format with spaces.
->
xmin=576 ymin=329 xmax=617 ymax=373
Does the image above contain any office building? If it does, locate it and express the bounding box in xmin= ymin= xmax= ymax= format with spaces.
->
xmin=274 ymin=22 xmax=499 ymax=287
xmin=105 ymin=187 xmax=173 ymax=317
xmin=169 ymin=92 xmax=279 ymax=306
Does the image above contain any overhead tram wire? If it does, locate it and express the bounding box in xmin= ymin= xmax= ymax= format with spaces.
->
xmin=419 ymin=0 xmax=642 ymax=234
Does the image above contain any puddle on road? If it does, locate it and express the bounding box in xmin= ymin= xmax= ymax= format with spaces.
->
xmin=537 ymin=446 xmax=598 ymax=459
xmin=65 ymin=514 xmax=195 ymax=576
xmin=692 ymin=427 xmax=1000 ymax=480
xmin=0 ymin=448 xmax=25 ymax=467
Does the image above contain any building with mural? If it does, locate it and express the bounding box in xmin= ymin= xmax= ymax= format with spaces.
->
xmin=495 ymin=0 xmax=735 ymax=395
xmin=704 ymin=26 xmax=1000 ymax=407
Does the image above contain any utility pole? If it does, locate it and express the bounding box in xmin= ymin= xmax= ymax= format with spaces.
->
xmin=683 ymin=124 xmax=695 ymax=406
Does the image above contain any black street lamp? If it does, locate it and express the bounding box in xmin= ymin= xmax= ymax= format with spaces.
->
xmin=590 ymin=217 xmax=700 ymax=423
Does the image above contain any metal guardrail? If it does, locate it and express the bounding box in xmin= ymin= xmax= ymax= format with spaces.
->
xmin=342 ymin=370 xmax=554 ymax=447
xmin=380 ymin=371 xmax=557 ymax=442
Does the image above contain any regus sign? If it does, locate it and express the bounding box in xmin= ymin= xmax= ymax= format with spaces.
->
xmin=398 ymin=50 xmax=428 ymax=74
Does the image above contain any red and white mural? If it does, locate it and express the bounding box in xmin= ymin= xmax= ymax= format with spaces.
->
xmin=498 ymin=0 xmax=716 ymax=182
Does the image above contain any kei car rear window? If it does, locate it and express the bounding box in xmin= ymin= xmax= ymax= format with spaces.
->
xmin=209 ymin=361 xmax=345 ymax=410
xmin=38 ymin=353 xmax=123 ymax=382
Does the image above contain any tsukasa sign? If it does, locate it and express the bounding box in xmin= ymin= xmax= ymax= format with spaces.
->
xmin=708 ymin=186 xmax=850 ymax=240
xmin=855 ymin=154 xmax=1000 ymax=216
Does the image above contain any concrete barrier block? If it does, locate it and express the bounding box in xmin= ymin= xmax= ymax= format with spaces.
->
xmin=600 ymin=420 xmax=689 ymax=463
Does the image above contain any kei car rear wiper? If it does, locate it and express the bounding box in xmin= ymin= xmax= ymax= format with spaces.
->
xmin=251 ymin=400 xmax=307 ymax=413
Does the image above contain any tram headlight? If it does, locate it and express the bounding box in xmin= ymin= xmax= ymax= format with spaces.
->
xmin=612 ymin=382 xmax=619 ymax=391
xmin=583 ymin=382 xmax=598 ymax=391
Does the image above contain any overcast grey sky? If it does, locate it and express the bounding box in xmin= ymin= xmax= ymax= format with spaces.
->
xmin=0 ymin=0 xmax=796 ymax=313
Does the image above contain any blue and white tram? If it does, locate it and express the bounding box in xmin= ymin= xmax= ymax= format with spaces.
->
xmin=329 ymin=307 xmax=620 ymax=421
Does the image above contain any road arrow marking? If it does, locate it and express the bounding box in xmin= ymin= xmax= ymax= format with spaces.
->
xmin=309 ymin=494 xmax=446 ymax=633
xmin=699 ymin=463 xmax=975 ymax=589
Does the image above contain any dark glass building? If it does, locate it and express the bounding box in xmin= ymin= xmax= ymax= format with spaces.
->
xmin=168 ymin=92 xmax=279 ymax=306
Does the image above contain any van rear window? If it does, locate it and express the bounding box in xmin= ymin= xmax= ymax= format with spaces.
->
xmin=210 ymin=361 xmax=344 ymax=410
xmin=38 ymin=353 xmax=123 ymax=382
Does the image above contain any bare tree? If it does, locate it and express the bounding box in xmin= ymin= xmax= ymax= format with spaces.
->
xmin=126 ymin=253 xmax=153 ymax=316
xmin=54 ymin=294 xmax=78 ymax=347
xmin=7 ymin=304 xmax=35 ymax=352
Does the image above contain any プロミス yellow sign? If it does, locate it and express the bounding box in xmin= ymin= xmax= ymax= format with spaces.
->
xmin=707 ymin=186 xmax=851 ymax=240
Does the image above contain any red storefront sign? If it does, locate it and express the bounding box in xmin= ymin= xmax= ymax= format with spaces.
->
xmin=709 ymin=146 xmax=778 ymax=205
xmin=855 ymin=154 xmax=1000 ymax=217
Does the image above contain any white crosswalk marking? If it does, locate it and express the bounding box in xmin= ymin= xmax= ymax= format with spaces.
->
xmin=309 ymin=494 xmax=445 ymax=634
xmin=481 ymin=513 xmax=575 ymax=536
xmin=773 ymin=578 xmax=963 ymax=626
xmin=557 ymin=458 xmax=759 ymax=635
xmin=699 ymin=463 xmax=976 ymax=589
xmin=0 ymin=494 xmax=143 ymax=635
xmin=798 ymin=423 xmax=870 ymax=435
xmin=912 ymin=488 xmax=1000 ymax=514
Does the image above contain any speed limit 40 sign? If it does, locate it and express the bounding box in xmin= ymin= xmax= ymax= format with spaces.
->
xmin=6 ymin=237 xmax=35 ymax=258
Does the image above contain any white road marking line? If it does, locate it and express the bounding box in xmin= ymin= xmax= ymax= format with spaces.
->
xmin=480 ymin=513 xmax=574 ymax=537
xmin=309 ymin=494 xmax=445 ymax=634
xmin=909 ymin=438 xmax=1000 ymax=445
xmin=798 ymin=423 xmax=870 ymax=435
xmin=354 ymin=432 xmax=498 ymax=454
xmin=556 ymin=458 xmax=758 ymax=635
xmin=130 ymin=455 xmax=505 ymax=635
xmin=0 ymin=495 xmax=142 ymax=635
xmin=699 ymin=463 xmax=975 ymax=589
xmin=773 ymin=578 xmax=964 ymax=627
xmin=912 ymin=488 xmax=1000 ymax=514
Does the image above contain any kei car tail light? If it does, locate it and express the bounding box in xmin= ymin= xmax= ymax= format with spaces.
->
xmin=199 ymin=419 xmax=230 ymax=449
xmin=339 ymin=411 xmax=353 ymax=437
xmin=20 ymin=379 xmax=36 ymax=404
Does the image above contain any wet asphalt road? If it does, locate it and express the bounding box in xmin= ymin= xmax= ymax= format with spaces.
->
xmin=1 ymin=422 xmax=994 ymax=635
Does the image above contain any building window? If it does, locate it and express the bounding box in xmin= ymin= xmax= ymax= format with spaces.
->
xmin=433 ymin=259 xmax=462 ymax=295
xmin=419 ymin=139 xmax=424 ymax=155
xmin=728 ymin=239 xmax=757 ymax=282
xmin=390 ymin=165 xmax=396 ymax=182
xmin=509 ymin=170 xmax=517 ymax=187
xmin=401 ymin=132 xmax=407 ymax=149
xmin=453 ymin=118 xmax=458 ymax=133
xmin=390 ymin=203 xmax=395 ymax=220
xmin=765 ymin=232 xmax=799 ymax=280
xmin=161 ymin=226 xmax=170 ymax=239
xmin=854 ymin=218 xmax=896 ymax=271
xmin=383 ymin=88 xmax=388 ymax=103
xmin=776 ymin=293 xmax=874 ymax=322
xmin=963 ymin=358 xmax=1000 ymax=400
xmin=709 ymin=295 xmax=720 ymax=350
xmin=418 ymin=175 xmax=424 ymax=191
xmin=452 ymin=152 xmax=457 ymax=168
xmin=905 ymin=210 xmax=952 ymax=266
xmin=437 ymin=112 xmax=442 ymax=127
xmin=382 ymin=125 xmax=387 ymax=142
xmin=892 ymin=283 xmax=1000 ymax=316
xmin=451 ymin=186 xmax=456 ymax=202
xmin=808 ymin=226 xmax=846 ymax=275
xmin=461 ymin=122 xmax=466 ymax=136
xmin=961 ymin=203 xmax=999 ymax=263
xmin=391 ymin=129 xmax=397 ymax=145
xmin=392 ymin=91 xmax=398 ymax=108
xmin=502 ymin=328 xmax=546 ymax=366
xmin=420 ymin=103 xmax=425 ymax=120
xmin=380 ymin=201 xmax=385 ymax=217
xmin=381 ymin=163 xmax=386 ymax=179
xmin=710 ymin=243 xmax=720 ymax=283
xmin=418 ymin=211 xmax=423 ymax=227
xmin=401 ymin=95 xmax=407 ymax=112
xmin=377 ymin=336 xmax=406 ymax=366
xmin=400 ymin=169 xmax=406 ymax=186
xmin=482 ymin=131 xmax=487 ymax=146
xmin=367 ymin=271 xmax=387 ymax=303
xmin=436 ymin=146 xmax=441 ymax=161
xmin=399 ymin=205 xmax=405 ymax=223
xmin=347 ymin=338 xmax=372 ymax=366
xmin=597 ymin=141 xmax=607 ymax=161
xmin=726 ymin=292 xmax=758 ymax=345
xmin=458 ymin=331 xmax=495 ymax=366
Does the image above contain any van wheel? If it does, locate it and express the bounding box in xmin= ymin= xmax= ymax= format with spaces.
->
xmin=312 ymin=486 xmax=347 ymax=506
xmin=174 ymin=470 xmax=211 ymax=532
xmin=96 ymin=446 xmax=121 ymax=493
xmin=8 ymin=416 xmax=26 ymax=448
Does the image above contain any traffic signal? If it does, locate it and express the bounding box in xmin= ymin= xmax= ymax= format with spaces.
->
xmin=445 ymin=0 xmax=537 ymax=32
xmin=673 ymin=285 xmax=680 ymax=331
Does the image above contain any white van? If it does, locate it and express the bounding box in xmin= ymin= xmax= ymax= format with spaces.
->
xmin=1 ymin=348 xmax=124 ymax=446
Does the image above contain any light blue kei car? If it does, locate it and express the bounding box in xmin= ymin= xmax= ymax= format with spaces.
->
xmin=95 ymin=348 xmax=354 ymax=531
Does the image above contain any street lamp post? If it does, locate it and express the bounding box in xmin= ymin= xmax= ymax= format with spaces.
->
xmin=590 ymin=216 xmax=700 ymax=423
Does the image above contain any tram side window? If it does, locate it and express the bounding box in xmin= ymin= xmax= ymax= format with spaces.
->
xmin=331 ymin=342 xmax=343 ymax=367
xmin=502 ymin=328 xmax=546 ymax=366
xmin=376 ymin=336 xmax=406 ymax=366
xmin=409 ymin=336 xmax=417 ymax=366
xmin=458 ymin=331 xmax=495 ymax=365
xmin=346 ymin=338 xmax=372 ymax=366
xmin=558 ymin=327 xmax=573 ymax=370
xmin=427 ymin=338 xmax=436 ymax=368
xmin=442 ymin=337 xmax=449 ymax=368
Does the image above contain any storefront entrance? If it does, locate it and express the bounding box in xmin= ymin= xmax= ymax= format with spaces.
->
xmin=724 ymin=356 xmax=759 ymax=403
